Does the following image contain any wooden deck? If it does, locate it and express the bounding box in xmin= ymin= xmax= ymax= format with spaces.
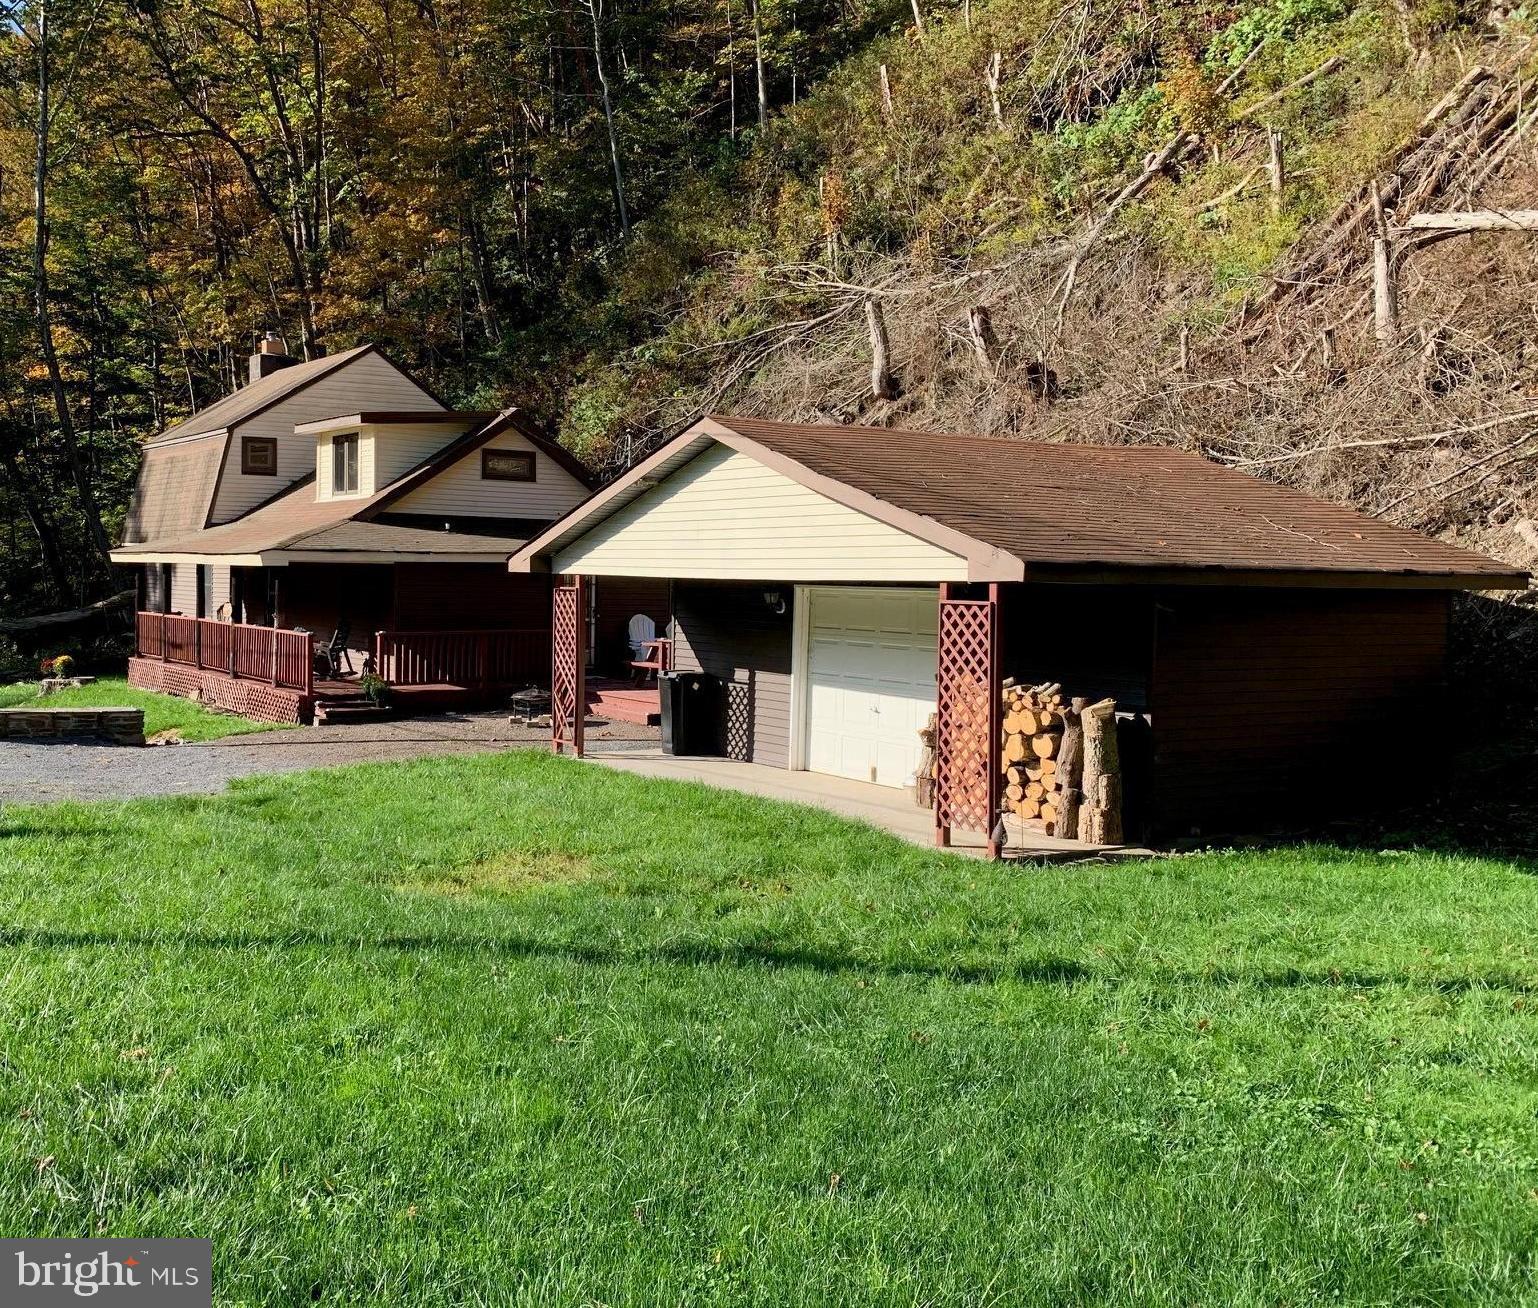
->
xmin=313 ymin=675 xmax=661 ymax=725
xmin=586 ymin=678 xmax=661 ymax=726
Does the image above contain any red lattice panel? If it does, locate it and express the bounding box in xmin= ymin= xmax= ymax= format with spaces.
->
xmin=551 ymin=582 xmax=586 ymax=755
xmin=128 ymin=658 xmax=308 ymax=724
xmin=935 ymin=598 xmax=998 ymax=837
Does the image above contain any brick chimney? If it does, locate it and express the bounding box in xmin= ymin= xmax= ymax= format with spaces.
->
xmin=249 ymin=331 xmax=297 ymax=384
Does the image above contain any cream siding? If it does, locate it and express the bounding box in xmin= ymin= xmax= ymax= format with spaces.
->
xmin=371 ymin=423 xmax=467 ymax=487
xmin=391 ymin=429 xmax=589 ymax=519
xmin=210 ymin=352 xmax=441 ymax=523
xmin=208 ymin=564 xmax=232 ymax=616
xmin=316 ymin=422 xmax=464 ymax=500
xmin=169 ymin=562 xmax=198 ymax=615
xmin=554 ymin=444 xmax=968 ymax=581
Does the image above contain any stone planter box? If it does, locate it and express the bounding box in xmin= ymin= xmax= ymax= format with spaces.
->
xmin=0 ymin=707 xmax=145 ymax=746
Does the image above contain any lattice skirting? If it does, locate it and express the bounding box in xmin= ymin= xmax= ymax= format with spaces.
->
xmin=128 ymin=658 xmax=311 ymax=725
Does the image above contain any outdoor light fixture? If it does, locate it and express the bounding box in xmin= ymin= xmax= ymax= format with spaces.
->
xmin=763 ymin=589 xmax=787 ymax=615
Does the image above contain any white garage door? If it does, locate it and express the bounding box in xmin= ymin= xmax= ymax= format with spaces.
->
xmin=804 ymin=587 xmax=938 ymax=788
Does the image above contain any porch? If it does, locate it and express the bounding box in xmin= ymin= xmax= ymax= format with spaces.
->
xmin=131 ymin=611 xmax=553 ymax=724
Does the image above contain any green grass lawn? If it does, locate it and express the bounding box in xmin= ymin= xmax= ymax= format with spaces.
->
xmin=0 ymin=677 xmax=289 ymax=741
xmin=2 ymin=752 xmax=1537 ymax=1305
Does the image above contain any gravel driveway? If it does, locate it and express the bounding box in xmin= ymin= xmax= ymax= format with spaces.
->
xmin=0 ymin=712 xmax=659 ymax=805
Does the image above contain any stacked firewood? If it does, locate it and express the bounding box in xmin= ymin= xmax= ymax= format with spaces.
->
xmin=1001 ymin=681 xmax=1123 ymax=843
xmin=1002 ymin=681 xmax=1068 ymax=829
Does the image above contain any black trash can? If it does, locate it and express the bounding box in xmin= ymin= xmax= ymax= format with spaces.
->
xmin=660 ymin=671 xmax=723 ymax=756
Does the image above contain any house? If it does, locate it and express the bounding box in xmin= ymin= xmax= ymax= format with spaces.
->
xmin=111 ymin=336 xmax=666 ymax=722
xmin=509 ymin=415 xmax=1528 ymax=849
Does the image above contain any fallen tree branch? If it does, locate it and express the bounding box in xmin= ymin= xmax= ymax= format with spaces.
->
xmin=0 ymin=589 xmax=134 ymax=636
xmin=1395 ymin=207 xmax=1538 ymax=233
xmin=1056 ymin=132 xmax=1199 ymax=326
xmin=1233 ymin=54 xmax=1345 ymax=123
xmin=1376 ymin=424 xmax=1538 ymax=515
xmin=1217 ymin=407 xmax=1538 ymax=467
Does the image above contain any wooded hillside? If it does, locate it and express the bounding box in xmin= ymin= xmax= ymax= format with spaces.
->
xmin=4 ymin=0 xmax=1538 ymax=636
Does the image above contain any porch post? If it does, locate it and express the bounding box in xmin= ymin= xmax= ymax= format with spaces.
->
xmin=551 ymin=574 xmax=588 ymax=758
xmin=573 ymin=574 xmax=588 ymax=758
xmin=985 ymin=582 xmax=1003 ymax=861
xmin=934 ymin=581 xmax=1004 ymax=861
xmin=935 ymin=583 xmax=951 ymax=848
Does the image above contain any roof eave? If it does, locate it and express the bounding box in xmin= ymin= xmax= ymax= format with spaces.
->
xmin=508 ymin=420 xmax=1009 ymax=577
xmin=1021 ymin=561 xmax=1530 ymax=590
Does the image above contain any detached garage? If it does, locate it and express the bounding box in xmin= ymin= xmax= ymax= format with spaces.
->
xmin=510 ymin=416 xmax=1525 ymax=853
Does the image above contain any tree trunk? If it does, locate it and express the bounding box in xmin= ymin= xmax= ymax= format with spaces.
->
xmin=985 ymin=52 xmax=1004 ymax=130
xmin=1370 ymin=180 xmax=1398 ymax=347
xmin=1055 ymin=698 xmax=1086 ymax=840
xmin=0 ymin=438 xmax=74 ymax=602
xmin=726 ymin=0 xmax=737 ymax=139
xmin=587 ymin=0 xmax=630 ymax=237
xmin=1401 ymin=208 xmax=1538 ymax=232
xmin=1373 ymin=237 xmax=1398 ymax=345
xmin=751 ymin=0 xmax=769 ymax=131
xmin=1267 ymin=126 xmax=1284 ymax=213
xmin=1079 ymin=699 xmax=1123 ymax=845
xmin=865 ymin=298 xmax=898 ymax=400
xmin=966 ymin=305 xmax=999 ymax=378
xmin=30 ymin=2 xmax=111 ymax=577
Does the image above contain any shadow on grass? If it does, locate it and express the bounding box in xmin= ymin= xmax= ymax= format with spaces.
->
xmin=0 ymin=928 xmax=1532 ymax=994
xmin=0 ymin=927 xmax=1088 ymax=986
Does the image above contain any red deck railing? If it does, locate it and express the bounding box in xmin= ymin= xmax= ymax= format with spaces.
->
xmin=135 ymin=611 xmax=314 ymax=694
xmin=374 ymin=628 xmax=549 ymax=689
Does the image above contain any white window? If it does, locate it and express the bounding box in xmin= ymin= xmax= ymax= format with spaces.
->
xmin=333 ymin=433 xmax=359 ymax=494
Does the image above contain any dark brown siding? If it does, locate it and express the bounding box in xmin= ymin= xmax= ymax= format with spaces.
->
xmin=393 ymin=563 xmax=551 ymax=631
xmin=1150 ymin=587 xmax=1450 ymax=837
xmin=1000 ymin=584 xmax=1155 ymax=709
xmin=593 ymin=577 xmax=671 ymax=676
xmin=672 ymin=582 xmax=794 ymax=767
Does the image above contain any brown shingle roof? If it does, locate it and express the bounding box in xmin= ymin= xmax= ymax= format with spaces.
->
xmin=709 ymin=416 xmax=1525 ymax=583
xmin=148 ymin=344 xmax=375 ymax=445
xmin=121 ymin=436 xmax=226 ymax=543
xmin=128 ymin=475 xmax=375 ymax=555
xmin=291 ymin=521 xmax=530 ymax=555
xmin=118 ymin=479 xmax=529 ymax=559
xmin=114 ymin=409 xmax=585 ymax=560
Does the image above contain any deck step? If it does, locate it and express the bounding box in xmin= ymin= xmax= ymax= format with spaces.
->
xmin=586 ymin=686 xmax=661 ymax=727
xmin=313 ymin=701 xmax=393 ymax=725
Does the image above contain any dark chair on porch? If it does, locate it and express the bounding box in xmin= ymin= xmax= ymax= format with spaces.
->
xmin=316 ymin=621 xmax=355 ymax=679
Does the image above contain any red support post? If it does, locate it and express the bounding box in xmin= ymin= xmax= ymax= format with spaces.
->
xmin=985 ymin=582 xmax=1003 ymax=860
xmin=935 ymin=583 xmax=952 ymax=849
xmin=934 ymin=582 xmax=1003 ymax=860
xmin=551 ymin=576 xmax=588 ymax=758
xmin=573 ymin=575 xmax=587 ymax=758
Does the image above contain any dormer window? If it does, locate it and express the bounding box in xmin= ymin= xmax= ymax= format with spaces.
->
xmin=241 ymin=436 xmax=278 ymax=475
xmin=333 ymin=432 xmax=359 ymax=494
xmin=482 ymin=449 xmax=535 ymax=482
